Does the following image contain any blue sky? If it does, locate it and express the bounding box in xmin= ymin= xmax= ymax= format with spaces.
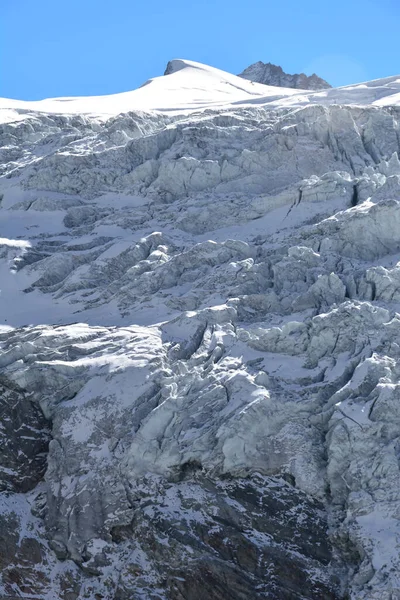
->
xmin=1 ymin=0 xmax=399 ymax=100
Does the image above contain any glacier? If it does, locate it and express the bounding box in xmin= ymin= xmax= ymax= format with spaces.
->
xmin=1 ymin=59 xmax=400 ymax=599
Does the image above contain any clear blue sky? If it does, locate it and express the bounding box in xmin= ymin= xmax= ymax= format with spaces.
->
xmin=1 ymin=0 xmax=399 ymax=100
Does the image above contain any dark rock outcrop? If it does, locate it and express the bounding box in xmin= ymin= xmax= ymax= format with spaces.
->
xmin=0 ymin=382 xmax=50 ymax=493
xmin=238 ymin=61 xmax=331 ymax=90
xmin=112 ymin=474 xmax=342 ymax=599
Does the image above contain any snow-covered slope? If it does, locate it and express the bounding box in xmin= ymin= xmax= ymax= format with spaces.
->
xmin=1 ymin=59 xmax=400 ymax=599
xmin=0 ymin=59 xmax=300 ymax=118
xmin=1 ymin=59 xmax=400 ymax=120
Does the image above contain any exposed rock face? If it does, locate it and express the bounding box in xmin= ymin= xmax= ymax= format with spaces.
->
xmin=0 ymin=382 xmax=52 ymax=598
xmin=238 ymin=61 xmax=331 ymax=89
xmin=164 ymin=60 xmax=187 ymax=75
xmin=98 ymin=473 xmax=340 ymax=600
xmin=1 ymin=64 xmax=400 ymax=599
xmin=0 ymin=383 xmax=50 ymax=493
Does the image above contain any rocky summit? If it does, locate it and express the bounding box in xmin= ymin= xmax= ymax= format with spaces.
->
xmin=238 ymin=61 xmax=332 ymax=90
xmin=1 ymin=59 xmax=400 ymax=599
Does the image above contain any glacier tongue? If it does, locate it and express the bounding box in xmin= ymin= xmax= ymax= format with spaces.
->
xmin=1 ymin=61 xmax=400 ymax=599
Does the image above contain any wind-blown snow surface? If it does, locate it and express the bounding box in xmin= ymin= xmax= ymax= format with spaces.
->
xmin=2 ymin=59 xmax=400 ymax=599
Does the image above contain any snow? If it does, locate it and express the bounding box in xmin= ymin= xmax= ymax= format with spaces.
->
xmin=0 ymin=59 xmax=299 ymax=118
xmin=0 ymin=59 xmax=399 ymax=121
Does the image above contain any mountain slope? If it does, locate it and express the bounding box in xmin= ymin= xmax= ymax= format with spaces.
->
xmin=1 ymin=59 xmax=400 ymax=120
xmin=1 ymin=60 xmax=400 ymax=599
xmin=0 ymin=59 xmax=300 ymax=118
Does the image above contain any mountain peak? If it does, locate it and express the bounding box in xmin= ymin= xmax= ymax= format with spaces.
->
xmin=238 ymin=61 xmax=331 ymax=90
xmin=164 ymin=59 xmax=191 ymax=76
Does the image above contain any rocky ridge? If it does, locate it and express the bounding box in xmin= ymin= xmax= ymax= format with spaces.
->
xmin=238 ymin=61 xmax=331 ymax=90
xmin=0 ymin=61 xmax=400 ymax=599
